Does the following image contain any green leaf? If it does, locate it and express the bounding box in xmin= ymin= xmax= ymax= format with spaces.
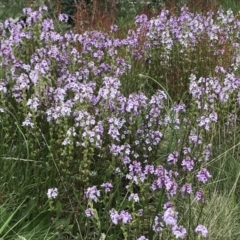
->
xmin=0 ymin=199 xmax=25 ymax=236
xmin=55 ymin=200 xmax=62 ymax=215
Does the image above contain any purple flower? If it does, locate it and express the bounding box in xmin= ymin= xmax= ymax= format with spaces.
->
xmin=58 ymin=13 xmax=69 ymax=22
xmin=144 ymin=165 xmax=155 ymax=175
xmin=152 ymin=214 xmax=163 ymax=233
xmin=109 ymin=144 xmax=125 ymax=156
xmin=109 ymin=209 xmax=121 ymax=225
xmin=162 ymin=207 xmax=178 ymax=226
xmin=165 ymin=179 xmax=178 ymax=197
xmin=195 ymin=224 xmax=208 ymax=237
xmin=109 ymin=209 xmax=132 ymax=225
xmin=120 ymin=210 xmax=132 ymax=224
xmin=181 ymin=156 xmax=194 ymax=171
xmin=181 ymin=183 xmax=193 ymax=197
xmin=137 ymin=236 xmax=148 ymax=240
xmin=189 ymin=130 xmax=202 ymax=145
xmin=22 ymin=113 xmax=34 ymax=128
xmin=85 ymin=208 xmax=94 ymax=217
xmin=27 ymin=97 xmax=39 ymax=112
xmin=135 ymin=14 xmax=148 ymax=24
xmin=202 ymin=144 xmax=212 ymax=161
xmin=129 ymin=161 xmax=142 ymax=174
xmin=195 ymin=190 xmax=205 ymax=203
xmin=101 ymin=182 xmax=113 ymax=193
xmin=209 ymin=112 xmax=218 ymax=122
xmin=47 ymin=188 xmax=58 ymax=199
xmin=163 ymin=201 xmax=173 ymax=210
xmin=196 ymin=168 xmax=212 ymax=183
xmin=197 ymin=115 xmax=211 ymax=131
xmin=172 ymin=225 xmax=187 ymax=239
xmin=167 ymin=151 xmax=179 ymax=165
xmin=22 ymin=7 xmax=33 ymax=15
xmin=182 ymin=147 xmax=191 ymax=155
xmin=85 ymin=186 xmax=100 ymax=202
xmin=173 ymin=103 xmax=186 ymax=113
xmin=128 ymin=193 xmax=140 ymax=202
xmin=110 ymin=24 xmax=118 ymax=32
xmin=42 ymin=19 xmax=54 ymax=32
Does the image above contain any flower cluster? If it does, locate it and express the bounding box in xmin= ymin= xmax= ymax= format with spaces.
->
xmin=2 ymin=5 xmax=238 ymax=239
xmin=128 ymin=7 xmax=240 ymax=63
xmin=85 ymin=186 xmax=100 ymax=203
xmin=109 ymin=209 xmax=132 ymax=225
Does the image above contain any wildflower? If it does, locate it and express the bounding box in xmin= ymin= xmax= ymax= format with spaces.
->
xmin=167 ymin=151 xmax=179 ymax=165
xmin=181 ymin=183 xmax=193 ymax=197
xmin=172 ymin=225 xmax=187 ymax=239
xmin=189 ymin=130 xmax=203 ymax=145
xmin=196 ymin=168 xmax=212 ymax=183
xmin=152 ymin=214 xmax=163 ymax=233
xmin=85 ymin=208 xmax=94 ymax=217
xmin=144 ymin=165 xmax=155 ymax=175
xmin=110 ymin=24 xmax=118 ymax=32
xmin=182 ymin=147 xmax=191 ymax=155
xmin=128 ymin=193 xmax=140 ymax=202
xmin=195 ymin=224 xmax=208 ymax=237
xmin=135 ymin=14 xmax=148 ymax=24
xmin=163 ymin=201 xmax=173 ymax=210
xmin=47 ymin=188 xmax=58 ymax=199
xmin=137 ymin=236 xmax=148 ymax=240
xmin=202 ymin=144 xmax=212 ymax=161
xmin=209 ymin=112 xmax=218 ymax=122
xmin=109 ymin=209 xmax=132 ymax=225
xmin=181 ymin=156 xmax=194 ymax=171
xmin=58 ymin=13 xmax=69 ymax=23
xmin=101 ymin=182 xmax=113 ymax=193
xmin=162 ymin=207 xmax=178 ymax=226
xmin=120 ymin=210 xmax=132 ymax=224
xmin=22 ymin=118 xmax=34 ymax=128
xmin=195 ymin=190 xmax=205 ymax=203
xmin=85 ymin=186 xmax=100 ymax=203
xmin=165 ymin=179 xmax=178 ymax=197
xmin=109 ymin=209 xmax=120 ymax=225
xmin=198 ymin=115 xmax=211 ymax=130
xmin=42 ymin=19 xmax=54 ymax=32
xmin=173 ymin=103 xmax=186 ymax=113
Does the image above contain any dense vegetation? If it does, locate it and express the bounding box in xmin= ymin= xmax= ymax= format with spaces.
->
xmin=1 ymin=0 xmax=240 ymax=239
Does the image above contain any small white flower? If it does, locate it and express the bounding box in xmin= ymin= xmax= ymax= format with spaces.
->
xmin=47 ymin=188 xmax=58 ymax=199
